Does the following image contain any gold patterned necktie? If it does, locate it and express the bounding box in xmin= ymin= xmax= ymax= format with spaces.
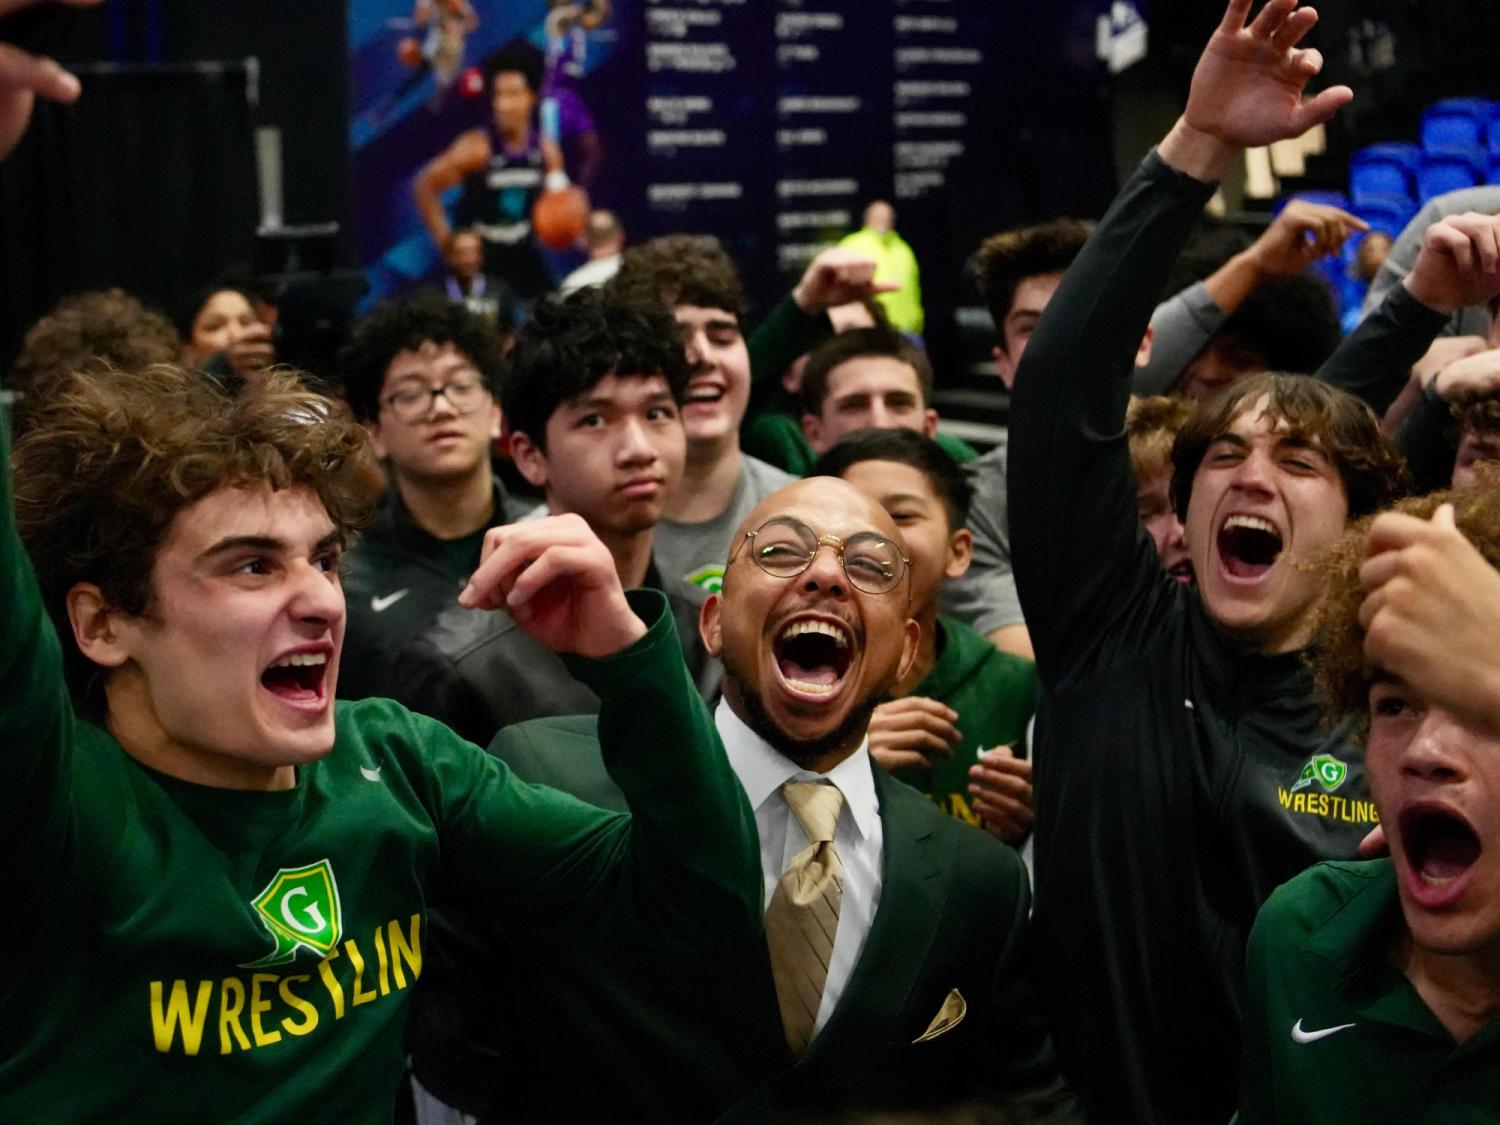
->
xmin=764 ymin=780 xmax=846 ymax=1055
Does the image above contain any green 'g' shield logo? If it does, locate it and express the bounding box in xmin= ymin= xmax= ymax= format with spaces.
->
xmin=240 ymin=860 xmax=343 ymax=968
xmin=1292 ymin=753 xmax=1348 ymax=794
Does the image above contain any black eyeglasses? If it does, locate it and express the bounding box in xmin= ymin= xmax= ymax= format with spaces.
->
xmin=735 ymin=516 xmax=909 ymax=595
xmin=380 ymin=378 xmax=488 ymax=423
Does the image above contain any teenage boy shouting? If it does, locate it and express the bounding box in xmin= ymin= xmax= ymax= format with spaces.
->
xmin=0 ymin=364 xmax=757 ymax=1121
xmin=1239 ymin=488 xmax=1500 ymax=1122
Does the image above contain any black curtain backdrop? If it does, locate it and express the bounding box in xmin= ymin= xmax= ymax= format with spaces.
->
xmin=0 ymin=63 xmax=257 ymax=370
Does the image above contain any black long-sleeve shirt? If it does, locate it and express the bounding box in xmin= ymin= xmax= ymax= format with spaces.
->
xmin=1008 ymin=152 xmax=1379 ymax=1125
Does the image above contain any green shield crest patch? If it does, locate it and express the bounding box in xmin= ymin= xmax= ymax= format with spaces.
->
xmin=241 ymin=859 xmax=343 ymax=967
xmin=1292 ymin=753 xmax=1348 ymax=794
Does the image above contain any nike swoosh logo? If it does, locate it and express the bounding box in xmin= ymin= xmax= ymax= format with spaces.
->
xmin=360 ymin=766 xmax=383 ymax=782
xmin=1291 ymin=1018 xmax=1355 ymax=1043
xmin=370 ymin=589 xmax=410 ymax=613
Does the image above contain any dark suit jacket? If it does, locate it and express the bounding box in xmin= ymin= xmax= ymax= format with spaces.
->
xmin=406 ymin=715 xmax=1082 ymax=1124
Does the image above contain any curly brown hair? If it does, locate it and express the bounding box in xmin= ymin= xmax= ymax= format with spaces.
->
xmin=11 ymin=290 xmax=181 ymax=428
xmin=1311 ymin=475 xmax=1500 ymax=736
xmin=606 ymin=233 xmax=745 ymax=321
xmin=13 ymin=364 xmax=374 ymax=704
xmin=1169 ymin=371 xmax=1410 ymax=522
xmin=1126 ymin=394 xmax=1196 ymax=484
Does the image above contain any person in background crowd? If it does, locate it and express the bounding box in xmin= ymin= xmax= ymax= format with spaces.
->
xmin=810 ymin=428 xmax=1038 ymax=843
xmin=1135 ymin=198 xmax=1361 ymax=400
xmin=337 ymin=293 xmax=513 ymax=703
xmin=439 ymin=227 xmax=520 ymax=328
xmin=605 ymin=234 xmax=805 ymax=602
xmin=942 ymin=218 xmax=1094 ymax=663
xmin=1361 ymin=183 xmax=1500 ymax=338
xmin=800 ymin=327 xmax=939 ymax=453
xmin=837 ymin=199 xmax=924 ymax=336
xmin=387 ymin=290 xmax=714 ymax=750
xmin=6 ymin=288 xmax=178 ymax=432
xmin=559 ymin=208 xmax=624 ymax=296
xmin=1451 ymin=393 xmax=1500 ymax=490
xmin=1127 ymin=394 xmax=1196 ymax=584
xmin=179 ymin=282 xmax=276 ymax=384
xmin=1240 ymin=488 xmax=1500 ymax=1122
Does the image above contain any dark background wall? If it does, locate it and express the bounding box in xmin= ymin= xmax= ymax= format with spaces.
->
xmin=0 ymin=0 xmax=348 ymax=368
xmin=4 ymin=0 xmax=1499 ymax=378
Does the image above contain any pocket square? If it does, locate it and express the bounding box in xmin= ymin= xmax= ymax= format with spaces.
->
xmin=913 ymin=987 xmax=966 ymax=1043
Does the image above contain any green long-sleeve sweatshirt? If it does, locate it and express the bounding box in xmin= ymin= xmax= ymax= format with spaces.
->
xmin=0 ymin=426 xmax=759 ymax=1122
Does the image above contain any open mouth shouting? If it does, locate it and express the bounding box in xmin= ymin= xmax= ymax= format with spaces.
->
xmin=261 ymin=645 xmax=333 ymax=714
xmin=1398 ymin=803 xmax=1483 ymax=911
xmin=771 ymin=615 xmax=855 ymax=703
xmin=1216 ymin=514 xmax=1284 ymax=582
xmin=1166 ymin=559 xmax=1194 ymax=585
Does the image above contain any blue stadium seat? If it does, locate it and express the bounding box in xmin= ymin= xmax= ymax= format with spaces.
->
xmin=1490 ymin=152 xmax=1500 ymax=184
xmin=1352 ymin=196 xmax=1415 ymax=239
xmin=1417 ymin=153 xmax=1482 ymax=202
xmin=1349 ymin=143 xmax=1418 ymax=207
xmin=1488 ymin=107 xmax=1500 ymax=156
xmin=1421 ymin=99 xmax=1488 ymax=156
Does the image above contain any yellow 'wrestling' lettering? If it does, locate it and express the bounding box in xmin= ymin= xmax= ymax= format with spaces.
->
xmin=389 ymin=914 xmax=422 ymax=990
xmin=346 ymin=939 xmax=379 ymax=1007
xmin=146 ymin=917 xmax=424 ymax=1056
xmin=249 ymin=973 xmax=283 ymax=1048
xmin=278 ymin=974 xmax=319 ymax=1037
xmin=218 ymin=977 xmax=251 ymax=1055
xmin=317 ymin=947 xmax=346 ymax=1019
xmin=1276 ymin=788 xmax=1380 ymax=824
xmin=150 ymin=979 xmax=212 ymax=1056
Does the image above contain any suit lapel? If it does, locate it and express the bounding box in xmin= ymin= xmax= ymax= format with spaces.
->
xmin=799 ymin=764 xmax=951 ymax=1070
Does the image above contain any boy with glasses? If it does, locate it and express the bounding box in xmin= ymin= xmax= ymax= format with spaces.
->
xmin=337 ymin=293 xmax=517 ymax=701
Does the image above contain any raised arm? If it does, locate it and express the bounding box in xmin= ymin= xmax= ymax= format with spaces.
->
xmin=435 ymin=515 xmax=761 ymax=947
xmin=746 ymin=247 xmax=887 ymax=420
xmin=1009 ymin=0 xmax=1351 ymax=681
xmin=0 ymin=410 xmax=79 ymax=869
xmin=1135 ymin=200 xmax=1365 ymax=395
xmin=1318 ymin=212 xmax=1500 ymax=418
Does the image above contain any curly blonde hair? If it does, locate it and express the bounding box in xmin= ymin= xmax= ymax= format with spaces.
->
xmin=1126 ymin=394 xmax=1195 ymax=484
xmin=1311 ymin=472 xmax=1500 ymax=736
xmin=13 ymin=364 xmax=374 ymax=702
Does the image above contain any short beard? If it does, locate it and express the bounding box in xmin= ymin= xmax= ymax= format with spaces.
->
xmin=723 ymin=672 xmax=875 ymax=771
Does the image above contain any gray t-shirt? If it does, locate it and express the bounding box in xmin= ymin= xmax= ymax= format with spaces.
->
xmin=939 ymin=438 xmax=1025 ymax=636
xmin=654 ymin=454 xmax=796 ymax=603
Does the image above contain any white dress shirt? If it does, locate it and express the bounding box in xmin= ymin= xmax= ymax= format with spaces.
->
xmin=716 ymin=698 xmax=884 ymax=1038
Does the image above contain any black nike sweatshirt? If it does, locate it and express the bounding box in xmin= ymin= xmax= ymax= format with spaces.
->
xmin=1008 ymin=152 xmax=1379 ymax=1125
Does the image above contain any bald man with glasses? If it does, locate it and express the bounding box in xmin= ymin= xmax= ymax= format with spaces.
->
xmin=406 ymin=476 xmax=1082 ymax=1124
